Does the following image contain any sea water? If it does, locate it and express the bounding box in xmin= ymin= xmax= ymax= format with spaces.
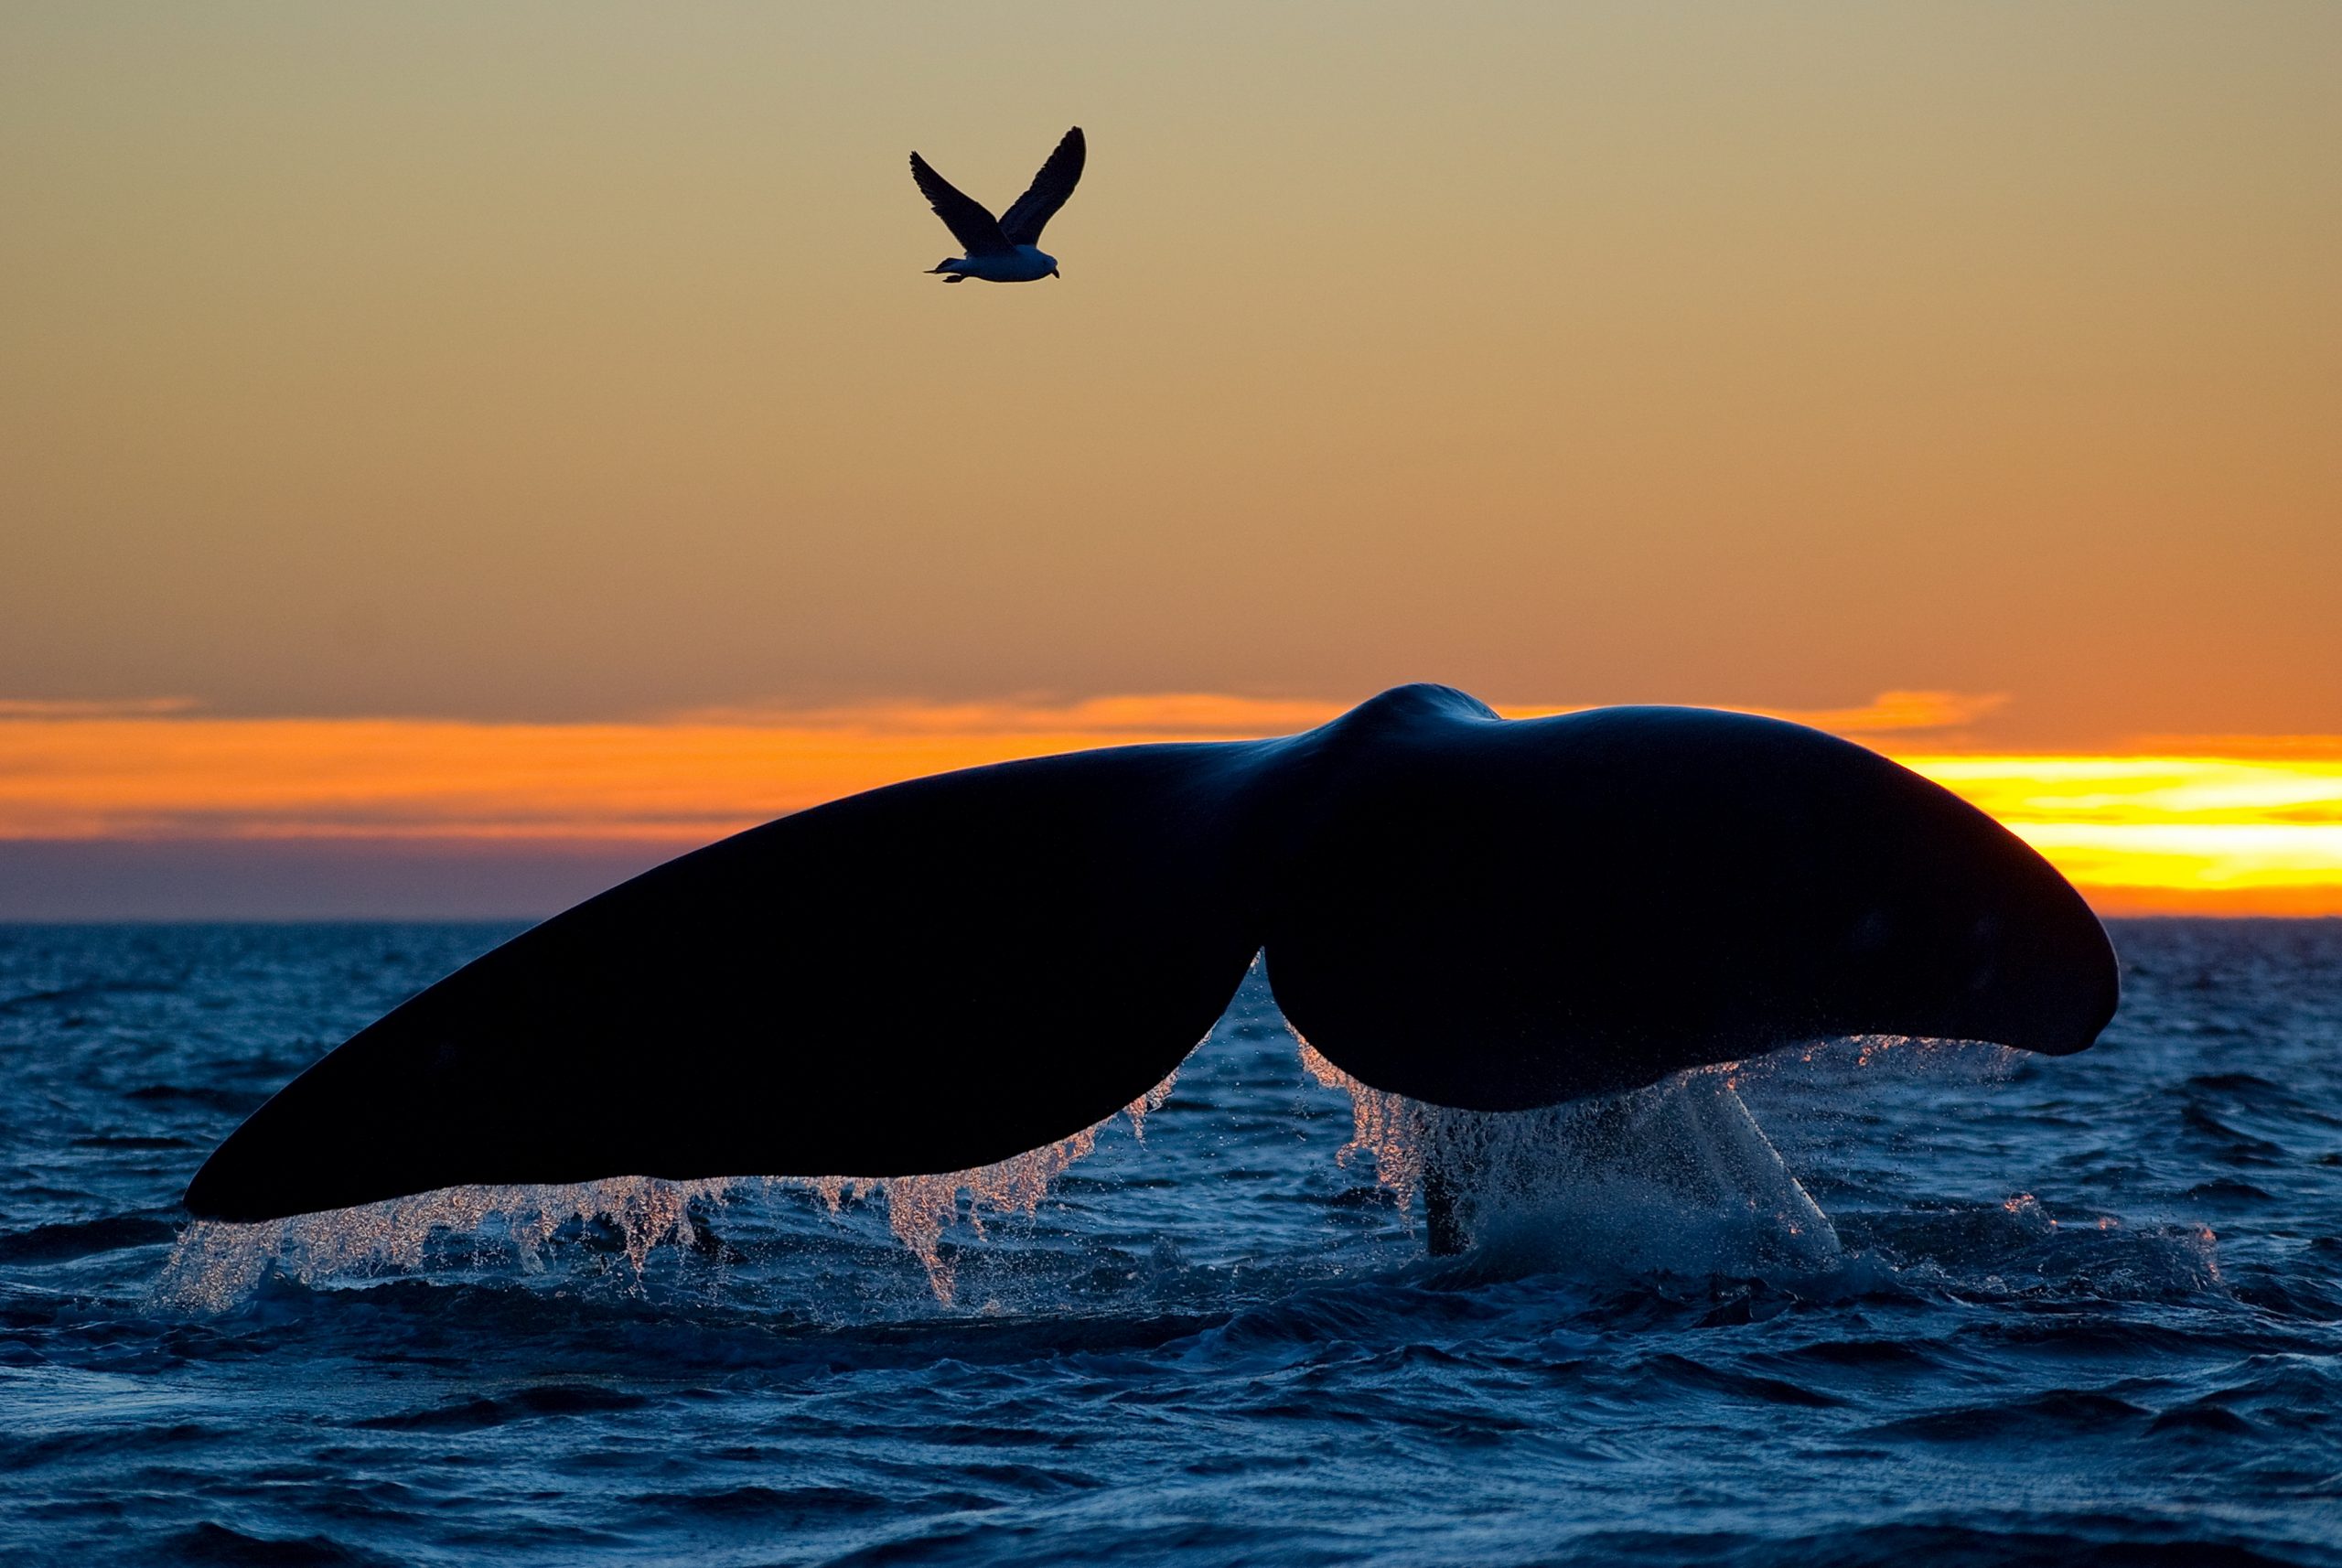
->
xmin=1 ymin=919 xmax=2337 ymax=1565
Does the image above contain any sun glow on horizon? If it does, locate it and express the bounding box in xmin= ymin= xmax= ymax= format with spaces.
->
xmin=5 ymin=694 xmax=2341 ymax=916
xmin=1901 ymin=755 xmax=2342 ymax=914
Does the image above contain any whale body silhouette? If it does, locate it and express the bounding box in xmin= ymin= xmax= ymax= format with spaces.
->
xmin=184 ymin=684 xmax=2119 ymax=1224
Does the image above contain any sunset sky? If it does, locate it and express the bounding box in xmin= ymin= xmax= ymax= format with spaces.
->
xmin=4 ymin=5 xmax=2337 ymax=918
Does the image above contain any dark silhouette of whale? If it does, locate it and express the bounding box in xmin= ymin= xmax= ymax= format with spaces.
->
xmin=183 ymin=684 xmax=2119 ymax=1224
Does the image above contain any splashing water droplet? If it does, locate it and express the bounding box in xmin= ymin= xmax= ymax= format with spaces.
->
xmin=1294 ymin=1028 xmax=1843 ymax=1277
xmin=154 ymin=1070 xmax=1183 ymax=1311
xmin=152 ymin=1176 xmax=732 ymax=1312
xmin=851 ymin=1068 xmax=1179 ymax=1302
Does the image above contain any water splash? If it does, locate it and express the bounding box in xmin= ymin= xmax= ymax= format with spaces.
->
xmin=155 ymin=1071 xmax=1180 ymax=1312
xmin=834 ymin=1069 xmax=1179 ymax=1302
xmin=1729 ymin=1031 xmax=2022 ymax=1088
xmin=1297 ymin=1036 xmax=1429 ymax=1210
xmin=154 ymin=1176 xmax=731 ymax=1312
xmin=1297 ymin=1033 xmax=1842 ymax=1278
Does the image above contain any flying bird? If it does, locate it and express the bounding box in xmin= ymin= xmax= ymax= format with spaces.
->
xmin=910 ymin=126 xmax=1085 ymax=283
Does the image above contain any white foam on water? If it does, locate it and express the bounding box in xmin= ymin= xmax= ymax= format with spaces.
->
xmin=1297 ymin=1034 xmax=1843 ymax=1280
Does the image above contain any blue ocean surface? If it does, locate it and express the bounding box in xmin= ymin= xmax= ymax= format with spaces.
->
xmin=0 ymin=919 xmax=2337 ymax=1566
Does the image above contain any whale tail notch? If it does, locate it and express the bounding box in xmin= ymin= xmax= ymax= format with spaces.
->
xmin=184 ymin=685 xmax=2118 ymax=1225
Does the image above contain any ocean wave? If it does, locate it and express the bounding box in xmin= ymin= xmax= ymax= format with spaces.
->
xmin=0 ymin=920 xmax=2336 ymax=1565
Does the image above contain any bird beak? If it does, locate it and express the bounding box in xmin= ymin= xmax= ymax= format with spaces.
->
xmin=1050 ymin=268 xmax=1061 ymax=278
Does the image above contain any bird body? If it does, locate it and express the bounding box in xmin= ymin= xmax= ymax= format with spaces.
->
xmin=931 ymin=244 xmax=1059 ymax=284
xmin=910 ymin=126 xmax=1084 ymax=283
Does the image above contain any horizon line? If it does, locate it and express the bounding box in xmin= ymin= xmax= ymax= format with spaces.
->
xmin=5 ymin=692 xmax=2341 ymax=918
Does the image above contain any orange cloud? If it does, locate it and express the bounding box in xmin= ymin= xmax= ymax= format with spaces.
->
xmin=0 ymin=698 xmax=1346 ymax=843
xmin=4 ymin=694 xmax=2339 ymax=915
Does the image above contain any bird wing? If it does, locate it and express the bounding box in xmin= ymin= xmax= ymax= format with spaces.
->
xmin=909 ymin=152 xmax=1011 ymax=255
xmin=999 ymin=126 xmax=1085 ymax=247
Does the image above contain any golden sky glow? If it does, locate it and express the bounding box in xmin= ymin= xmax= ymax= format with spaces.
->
xmin=4 ymin=5 xmax=2337 ymax=750
xmin=1903 ymin=757 xmax=2342 ymax=914
xmin=4 ymin=697 xmax=2337 ymax=915
xmin=4 ymin=7 xmax=2337 ymax=917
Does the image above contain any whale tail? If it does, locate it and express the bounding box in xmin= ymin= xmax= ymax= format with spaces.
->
xmin=183 ymin=740 xmax=1275 ymax=1223
xmin=185 ymin=685 xmax=2117 ymax=1224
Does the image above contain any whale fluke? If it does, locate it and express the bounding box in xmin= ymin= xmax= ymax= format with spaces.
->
xmin=183 ymin=743 xmax=1277 ymax=1223
xmin=184 ymin=684 xmax=2118 ymax=1224
xmin=1263 ymin=688 xmax=2116 ymax=1111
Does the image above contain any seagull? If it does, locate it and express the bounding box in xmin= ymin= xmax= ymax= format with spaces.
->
xmin=909 ymin=126 xmax=1085 ymax=284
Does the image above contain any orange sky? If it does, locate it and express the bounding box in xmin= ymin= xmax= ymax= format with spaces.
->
xmin=4 ymin=695 xmax=2338 ymax=916
xmin=3 ymin=8 xmax=2337 ymax=916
